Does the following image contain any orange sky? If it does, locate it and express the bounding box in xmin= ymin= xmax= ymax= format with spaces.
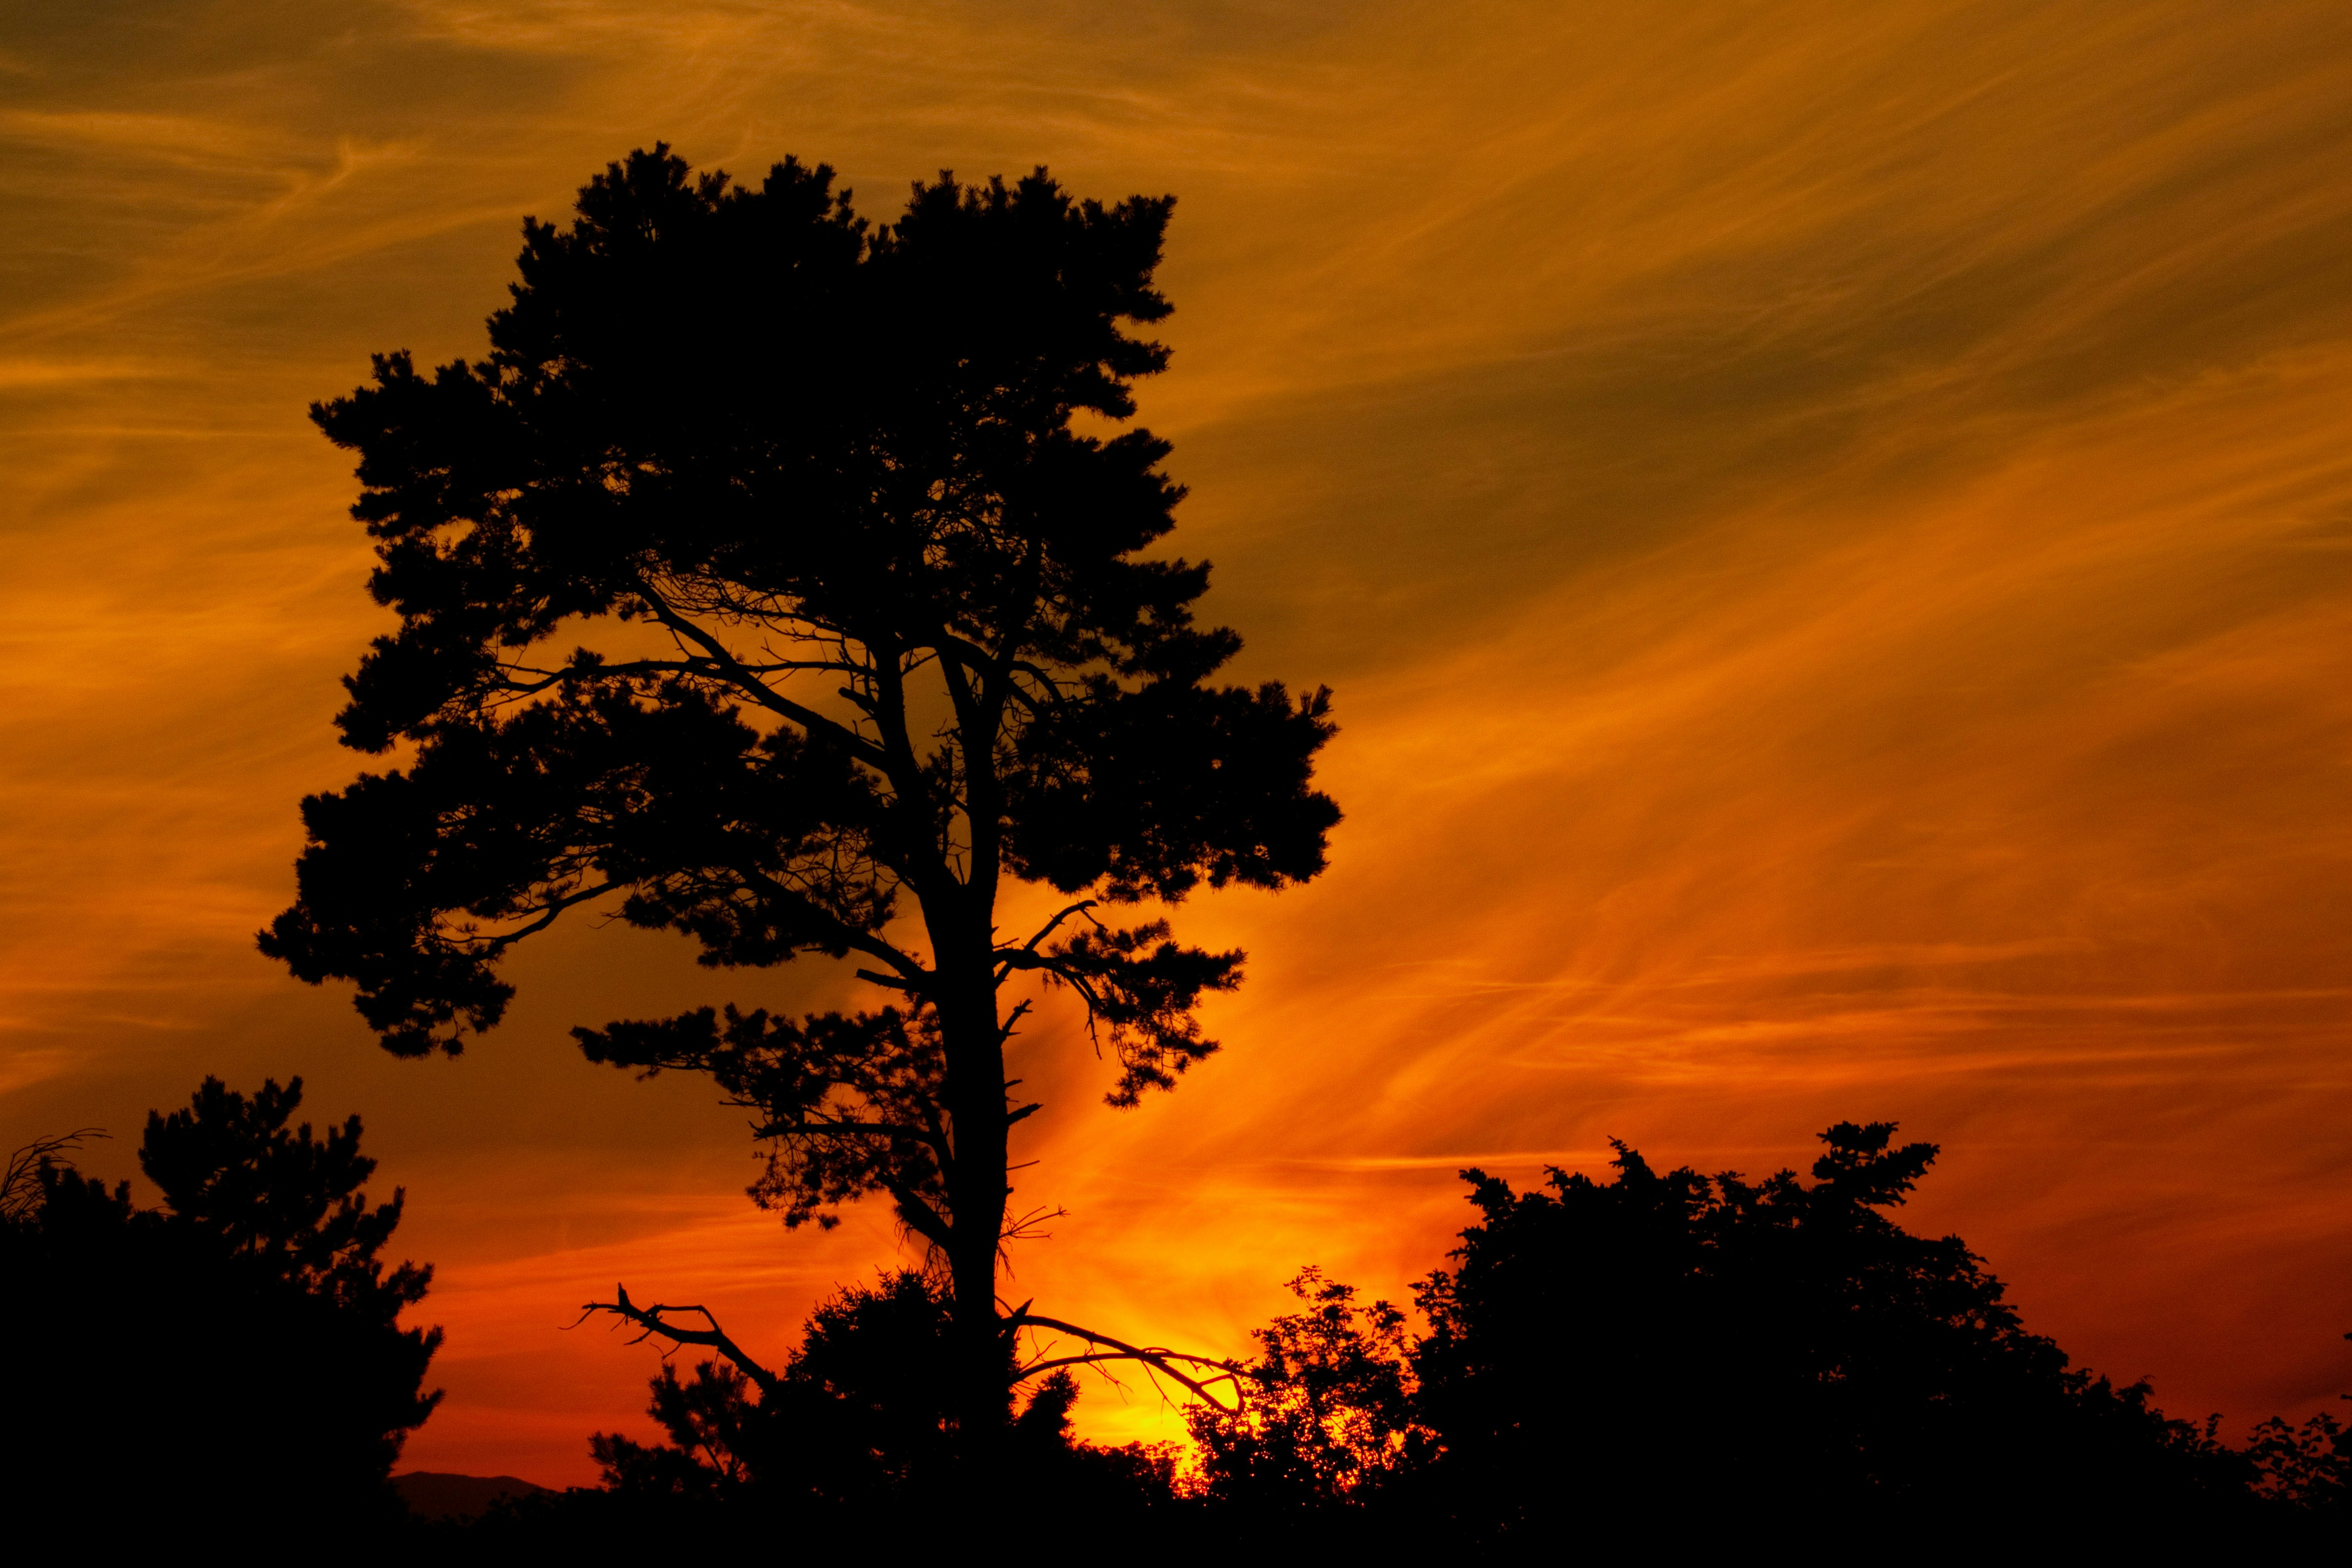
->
xmin=5 ymin=0 xmax=2351 ymax=1483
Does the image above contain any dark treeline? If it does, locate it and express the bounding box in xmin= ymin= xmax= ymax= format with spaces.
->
xmin=4 ymin=1088 xmax=2346 ymax=1547
xmin=486 ymin=1122 xmax=2347 ymax=1550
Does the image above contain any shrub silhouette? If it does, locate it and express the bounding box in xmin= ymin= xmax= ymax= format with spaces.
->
xmin=0 ymin=1078 xmax=439 ymax=1535
xmin=1193 ymin=1122 xmax=2265 ymax=1544
xmin=470 ymin=1271 xmax=1178 ymax=1546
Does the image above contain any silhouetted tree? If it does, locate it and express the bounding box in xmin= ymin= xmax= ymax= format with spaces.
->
xmin=261 ymin=144 xmax=1337 ymax=1461
xmin=1407 ymin=1122 xmax=2258 ymax=1541
xmin=0 ymin=1078 xmax=439 ymax=1534
xmin=1186 ymin=1123 xmax=2272 ymax=1543
xmin=2249 ymin=1350 xmax=2352 ymax=1521
xmin=1186 ymin=1268 xmax=1424 ymax=1519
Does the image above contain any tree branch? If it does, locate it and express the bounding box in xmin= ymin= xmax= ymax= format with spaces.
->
xmin=1 ymin=1127 xmax=107 ymax=1222
xmin=755 ymin=1111 xmax=949 ymax=1160
xmin=729 ymin=865 xmax=932 ymax=987
xmin=1009 ymin=1311 xmax=1244 ymax=1411
xmin=883 ymin=1178 xmax=954 ymax=1250
xmin=501 ymin=655 xmax=867 ymax=685
xmin=461 ymin=879 xmax=621 ymax=954
xmin=994 ymin=900 xmax=1098 ymax=983
xmin=574 ymin=1283 xmax=781 ymax=1398
xmin=631 ymin=580 xmax=894 ymax=773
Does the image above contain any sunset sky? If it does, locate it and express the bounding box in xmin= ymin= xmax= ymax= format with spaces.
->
xmin=5 ymin=1 xmax=2352 ymax=1484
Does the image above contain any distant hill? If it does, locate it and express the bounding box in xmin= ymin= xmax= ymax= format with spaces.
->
xmin=392 ymin=1470 xmax=552 ymax=1521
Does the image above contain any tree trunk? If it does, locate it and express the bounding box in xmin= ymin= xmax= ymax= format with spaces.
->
xmin=933 ymin=899 xmax=1012 ymax=1471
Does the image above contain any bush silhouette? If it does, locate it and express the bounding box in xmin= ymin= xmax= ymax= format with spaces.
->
xmin=0 ymin=1079 xmax=439 ymax=1535
xmin=467 ymin=1271 xmax=1179 ymax=1547
xmin=1192 ymin=1122 xmax=2266 ymax=1544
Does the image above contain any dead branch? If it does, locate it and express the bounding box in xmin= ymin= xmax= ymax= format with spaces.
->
xmin=995 ymin=899 xmax=1101 ymax=983
xmin=1 ymin=1128 xmax=107 ymax=1223
xmin=574 ymin=1282 xmax=782 ymax=1398
xmin=999 ymin=1203 xmax=1067 ymax=1248
xmin=1009 ymin=1310 xmax=1245 ymax=1412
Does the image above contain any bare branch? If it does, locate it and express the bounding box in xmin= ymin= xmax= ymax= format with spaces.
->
xmin=1009 ymin=1311 xmax=1244 ymax=1411
xmin=931 ymin=630 xmax=1069 ymax=718
xmin=995 ymin=900 xmax=1098 ymax=983
xmin=574 ymin=1283 xmax=781 ymax=1398
xmin=1 ymin=1128 xmax=107 ymax=1222
xmin=1000 ymin=1203 xmax=1066 ymax=1245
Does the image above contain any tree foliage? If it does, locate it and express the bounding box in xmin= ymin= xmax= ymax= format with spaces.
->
xmin=1187 ymin=1123 xmax=2264 ymax=1544
xmin=1410 ymin=1122 xmax=2256 ymax=1537
xmin=260 ymin=144 xmax=1338 ymax=1442
xmin=1186 ymin=1269 xmax=1422 ymax=1513
xmin=2248 ymin=1364 xmax=2352 ymax=1519
xmin=469 ymin=1272 xmax=1179 ymax=1545
xmin=591 ymin=1272 xmax=981 ymax=1506
xmin=0 ymin=1078 xmax=439 ymax=1533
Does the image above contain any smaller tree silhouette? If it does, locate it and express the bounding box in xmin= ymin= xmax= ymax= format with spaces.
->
xmin=0 ymin=1078 xmax=439 ymax=1534
xmin=1186 ymin=1269 xmax=1424 ymax=1516
xmin=1411 ymin=1122 xmax=2257 ymax=1540
xmin=2248 ymin=1344 xmax=2352 ymax=1519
